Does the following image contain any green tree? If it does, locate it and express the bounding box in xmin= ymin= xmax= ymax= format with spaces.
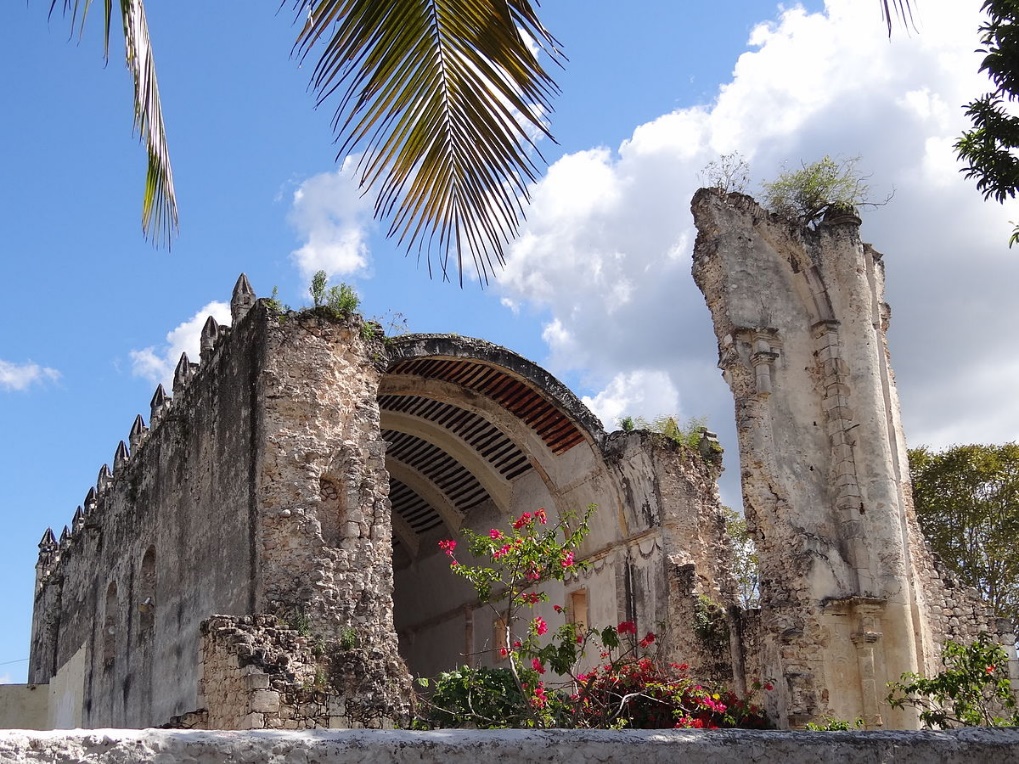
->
xmin=53 ymin=1 xmax=914 ymax=282
xmin=722 ymin=507 xmax=759 ymax=610
xmin=955 ymin=0 xmax=1019 ymax=246
xmin=908 ymin=443 xmax=1019 ymax=630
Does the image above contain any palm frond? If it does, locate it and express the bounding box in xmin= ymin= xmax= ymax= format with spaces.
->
xmin=293 ymin=0 xmax=562 ymax=285
xmin=51 ymin=0 xmax=178 ymax=247
xmin=880 ymin=0 xmax=916 ymax=36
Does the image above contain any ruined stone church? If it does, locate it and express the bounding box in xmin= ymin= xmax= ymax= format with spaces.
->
xmin=18 ymin=191 xmax=1016 ymax=731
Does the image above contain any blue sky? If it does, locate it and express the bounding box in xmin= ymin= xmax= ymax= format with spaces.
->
xmin=2 ymin=0 xmax=1016 ymax=682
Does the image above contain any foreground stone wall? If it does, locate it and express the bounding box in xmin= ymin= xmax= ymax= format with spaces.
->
xmin=188 ymin=615 xmax=406 ymax=730
xmin=2 ymin=728 xmax=1018 ymax=764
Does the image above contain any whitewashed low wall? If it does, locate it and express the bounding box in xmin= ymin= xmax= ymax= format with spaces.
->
xmin=2 ymin=728 xmax=1019 ymax=763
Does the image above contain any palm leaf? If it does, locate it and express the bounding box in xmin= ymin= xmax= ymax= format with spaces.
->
xmin=880 ymin=0 xmax=916 ymax=35
xmin=293 ymin=0 xmax=563 ymax=285
xmin=51 ymin=0 xmax=178 ymax=247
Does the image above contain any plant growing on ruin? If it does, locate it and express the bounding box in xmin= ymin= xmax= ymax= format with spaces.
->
xmin=305 ymin=271 xmax=361 ymax=319
xmin=264 ymin=286 xmax=290 ymax=315
xmin=420 ymin=506 xmax=770 ymax=730
xmin=310 ymin=270 xmax=329 ymax=307
xmin=700 ymin=152 xmax=751 ymax=194
xmin=761 ymin=155 xmax=888 ymax=227
xmin=616 ymin=415 xmax=711 ymax=451
xmin=693 ymin=595 xmax=729 ymax=653
xmin=887 ymin=633 xmax=1019 ymax=728
xmin=804 ymin=715 xmax=864 ymax=731
xmin=339 ymin=626 xmax=359 ymax=650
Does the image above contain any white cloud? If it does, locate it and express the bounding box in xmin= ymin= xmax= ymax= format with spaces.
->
xmin=582 ymin=371 xmax=680 ymax=431
xmin=289 ymin=156 xmax=374 ymax=281
xmin=496 ymin=0 xmax=1015 ymax=501
xmin=0 ymin=360 xmax=59 ymax=392
xmin=130 ymin=301 xmax=232 ymax=389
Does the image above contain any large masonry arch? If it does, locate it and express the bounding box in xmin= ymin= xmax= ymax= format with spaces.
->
xmin=380 ymin=335 xmax=631 ymax=676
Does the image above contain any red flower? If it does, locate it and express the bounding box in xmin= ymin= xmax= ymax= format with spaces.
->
xmin=489 ymin=528 xmax=502 ymax=540
xmin=553 ymin=604 xmax=563 ymax=613
xmin=617 ymin=620 xmax=637 ymax=635
xmin=532 ymin=658 xmax=546 ymax=674
xmin=986 ymin=664 xmax=997 ymax=675
xmin=513 ymin=512 xmax=532 ymax=530
xmin=534 ymin=616 xmax=548 ymax=636
xmin=639 ymin=631 xmax=656 ymax=648
xmin=763 ymin=682 xmax=774 ymax=692
xmin=535 ymin=508 xmax=548 ymax=525
xmin=499 ymin=647 xmax=509 ymax=658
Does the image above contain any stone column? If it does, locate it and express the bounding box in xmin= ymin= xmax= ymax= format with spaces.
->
xmin=691 ymin=189 xmax=931 ymax=728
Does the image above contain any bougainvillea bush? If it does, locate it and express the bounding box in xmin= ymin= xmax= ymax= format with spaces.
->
xmin=415 ymin=506 xmax=770 ymax=730
xmin=887 ymin=632 xmax=1019 ymax=728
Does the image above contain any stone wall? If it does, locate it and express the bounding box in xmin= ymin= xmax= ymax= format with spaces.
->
xmin=189 ymin=615 xmax=406 ymax=730
xmin=3 ymin=728 xmax=1019 ymax=763
xmin=28 ymin=279 xmax=411 ymax=729
xmin=29 ymin=279 xmax=268 ymax=727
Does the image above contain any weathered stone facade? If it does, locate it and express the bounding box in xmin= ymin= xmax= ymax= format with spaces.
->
xmin=17 ymin=189 xmax=1013 ymax=733
xmin=690 ymin=188 xmax=1017 ymax=728
xmin=25 ymin=275 xmax=736 ymax=729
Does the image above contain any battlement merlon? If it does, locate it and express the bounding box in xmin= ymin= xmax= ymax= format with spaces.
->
xmin=34 ymin=274 xmax=260 ymax=594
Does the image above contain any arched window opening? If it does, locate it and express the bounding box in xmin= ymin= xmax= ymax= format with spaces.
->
xmin=103 ymin=582 xmax=118 ymax=669
xmin=570 ymin=589 xmax=589 ymax=631
xmin=318 ymin=476 xmax=344 ymax=548
xmin=138 ymin=546 xmax=156 ymax=641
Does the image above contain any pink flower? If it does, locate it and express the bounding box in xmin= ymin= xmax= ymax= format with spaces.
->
xmin=561 ymin=551 xmax=575 ymax=569
xmin=438 ymin=539 xmax=457 ymax=556
xmin=617 ymin=620 xmax=637 ymax=635
xmin=534 ymin=616 xmax=548 ymax=636
xmin=535 ymin=508 xmax=547 ymax=525
xmin=532 ymin=658 xmax=546 ymax=674
xmin=489 ymin=528 xmax=502 ymax=540
xmin=493 ymin=544 xmax=512 ymax=560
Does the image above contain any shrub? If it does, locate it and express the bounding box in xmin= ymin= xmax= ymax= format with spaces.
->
xmin=420 ymin=666 xmax=530 ymax=728
xmin=887 ymin=633 xmax=1019 ymax=728
xmin=761 ymin=155 xmax=878 ymax=227
xmin=305 ymin=271 xmax=361 ymax=319
xmin=422 ymin=506 xmax=771 ymax=730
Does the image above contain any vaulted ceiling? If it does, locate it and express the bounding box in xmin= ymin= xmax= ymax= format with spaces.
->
xmin=379 ymin=342 xmax=601 ymax=562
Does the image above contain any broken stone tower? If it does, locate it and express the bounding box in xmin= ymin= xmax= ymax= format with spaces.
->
xmin=691 ymin=188 xmax=1016 ymax=728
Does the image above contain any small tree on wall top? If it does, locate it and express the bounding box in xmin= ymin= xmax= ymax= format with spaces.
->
xmin=761 ymin=155 xmax=887 ymax=227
